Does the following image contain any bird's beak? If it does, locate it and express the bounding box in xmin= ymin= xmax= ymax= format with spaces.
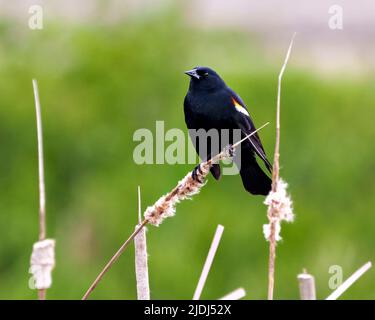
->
xmin=184 ymin=69 xmax=200 ymax=79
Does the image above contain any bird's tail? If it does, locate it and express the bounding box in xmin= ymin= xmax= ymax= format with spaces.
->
xmin=238 ymin=146 xmax=272 ymax=195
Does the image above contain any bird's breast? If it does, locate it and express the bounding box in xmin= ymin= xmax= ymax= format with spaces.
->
xmin=184 ymin=91 xmax=235 ymax=130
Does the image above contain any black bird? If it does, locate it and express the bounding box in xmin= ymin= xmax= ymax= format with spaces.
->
xmin=184 ymin=66 xmax=272 ymax=195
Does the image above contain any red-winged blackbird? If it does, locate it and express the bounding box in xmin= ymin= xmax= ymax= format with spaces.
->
xmin=184 ymin=66 xmax=272 ymax=195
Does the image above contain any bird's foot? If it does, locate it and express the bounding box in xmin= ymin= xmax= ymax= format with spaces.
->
xmin=223 ymin=144 xmax=235 ymax=159
xmin=192 ymin=164 xmax=203 ymax=183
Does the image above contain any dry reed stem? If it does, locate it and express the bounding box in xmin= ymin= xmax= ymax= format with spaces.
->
xmin=134 ymin=186 xmax=150 ymax=300
xmin=326 ymin=261 xmax=372 ymax=300
xmin=297 ymin=269 xmax=316 ymax=300
xmin=219 ymin=288 xmax=246 ymax=300
xmin=82 ymin=123 xmax=269 ymax=300
xmin=32 ymin=79 xmax=47 ymax=300
xmin=267 ymin=33 xmax=296 ymax=300
xmin=193 ymin=225 xmax=224 ymax=300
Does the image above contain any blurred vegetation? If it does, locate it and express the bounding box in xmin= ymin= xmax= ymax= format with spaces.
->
xmin=0 ymin=11 xmax=374 ymax=300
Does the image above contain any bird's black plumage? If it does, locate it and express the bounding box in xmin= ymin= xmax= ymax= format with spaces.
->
xmin=184 ymin=66 xmax=272 ymax=195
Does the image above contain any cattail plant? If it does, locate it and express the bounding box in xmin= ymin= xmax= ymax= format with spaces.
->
xmin=82 ymin=123 xmax=269 ymax=299
xmin=134 ymin=186 xmax=150 ymax=300
xmin=264 ymin=34 xmax=296 ymax=300
xmin=192 ymin=224 xmax=246 ymax=300
xmin=219 ymin=288 xmax=246 ymax=300
xmin=297 ymin=269 xmax=316 ymax=300
xmin=30 ymin=79 xmax=55 ymax=300
xmin=193 ymin=224 xmax=224 ymax=300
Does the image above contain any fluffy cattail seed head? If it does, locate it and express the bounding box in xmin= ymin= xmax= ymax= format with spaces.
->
xmin=263 ymin=178 xmax=294 ymax=241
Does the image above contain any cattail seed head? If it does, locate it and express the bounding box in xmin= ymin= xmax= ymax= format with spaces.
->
xmin=263 ymin=178 xmax=294 ymax=241
xmin=144 ymin=149 xmax=233 ymax=226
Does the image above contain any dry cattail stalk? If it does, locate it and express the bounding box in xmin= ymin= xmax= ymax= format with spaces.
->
xmin=326 ymin=261 xmax=372 ymax=300
xmin=193 ymin=224 xmax=224 ymax=300
xmin=144 ymin=154 xmax=227 ymax=226
xmin=31 ymin=79 xmax=55 ymax=300
xmin=134 ymin=186 xmax=150 ymax=300
xmin=265 ymin=33 xmax=296 ymax=300
xmin=219 ymin=288 xmax=246 ymax=300
xmin=82 ymin=123 xmax=269 ymax=300
xmin=297 ymin=269 xmax=316 ymax=300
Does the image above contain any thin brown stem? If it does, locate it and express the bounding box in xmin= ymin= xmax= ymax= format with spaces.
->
xmin=32 ymin=79 xmax=47 ymax=300
xmin=267 ymin=222 xmax=276 ymax=300
xmin=271 ymin=33 xmax=296 ymax=192
xmin=267 ymin=33 xmax=296 ymax=300
xmin=138 ymin=186 xmax=142 ymax=223
xmin=33 ymin=79 xmax=46 ymax=241
xmin=38 ymin=289 xmax=46 ymax=300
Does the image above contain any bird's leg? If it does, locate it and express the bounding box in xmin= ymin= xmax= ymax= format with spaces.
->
xmin=191 ymin=164 xmax=204 ymax=183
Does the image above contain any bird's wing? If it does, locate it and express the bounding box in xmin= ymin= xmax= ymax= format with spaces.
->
xmin=228 ymin=88 xmax=272 ymax=173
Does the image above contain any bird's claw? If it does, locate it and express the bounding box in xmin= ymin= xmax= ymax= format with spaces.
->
xmin=192 ymin=164 xmax=203 ymax=183
xmin=223 ymin=144 xmax=235 ymax=158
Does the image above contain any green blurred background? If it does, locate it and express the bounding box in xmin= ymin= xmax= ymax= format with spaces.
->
xmin=0 ymin=1 xmax=374 ymax=299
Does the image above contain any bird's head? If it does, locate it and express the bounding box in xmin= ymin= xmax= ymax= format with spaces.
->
xmin=185 ymin=66 xmax=226 ymax=92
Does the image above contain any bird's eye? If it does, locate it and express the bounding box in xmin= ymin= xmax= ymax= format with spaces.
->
xmin=203 ymin=72 xmax=209 ymax=76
